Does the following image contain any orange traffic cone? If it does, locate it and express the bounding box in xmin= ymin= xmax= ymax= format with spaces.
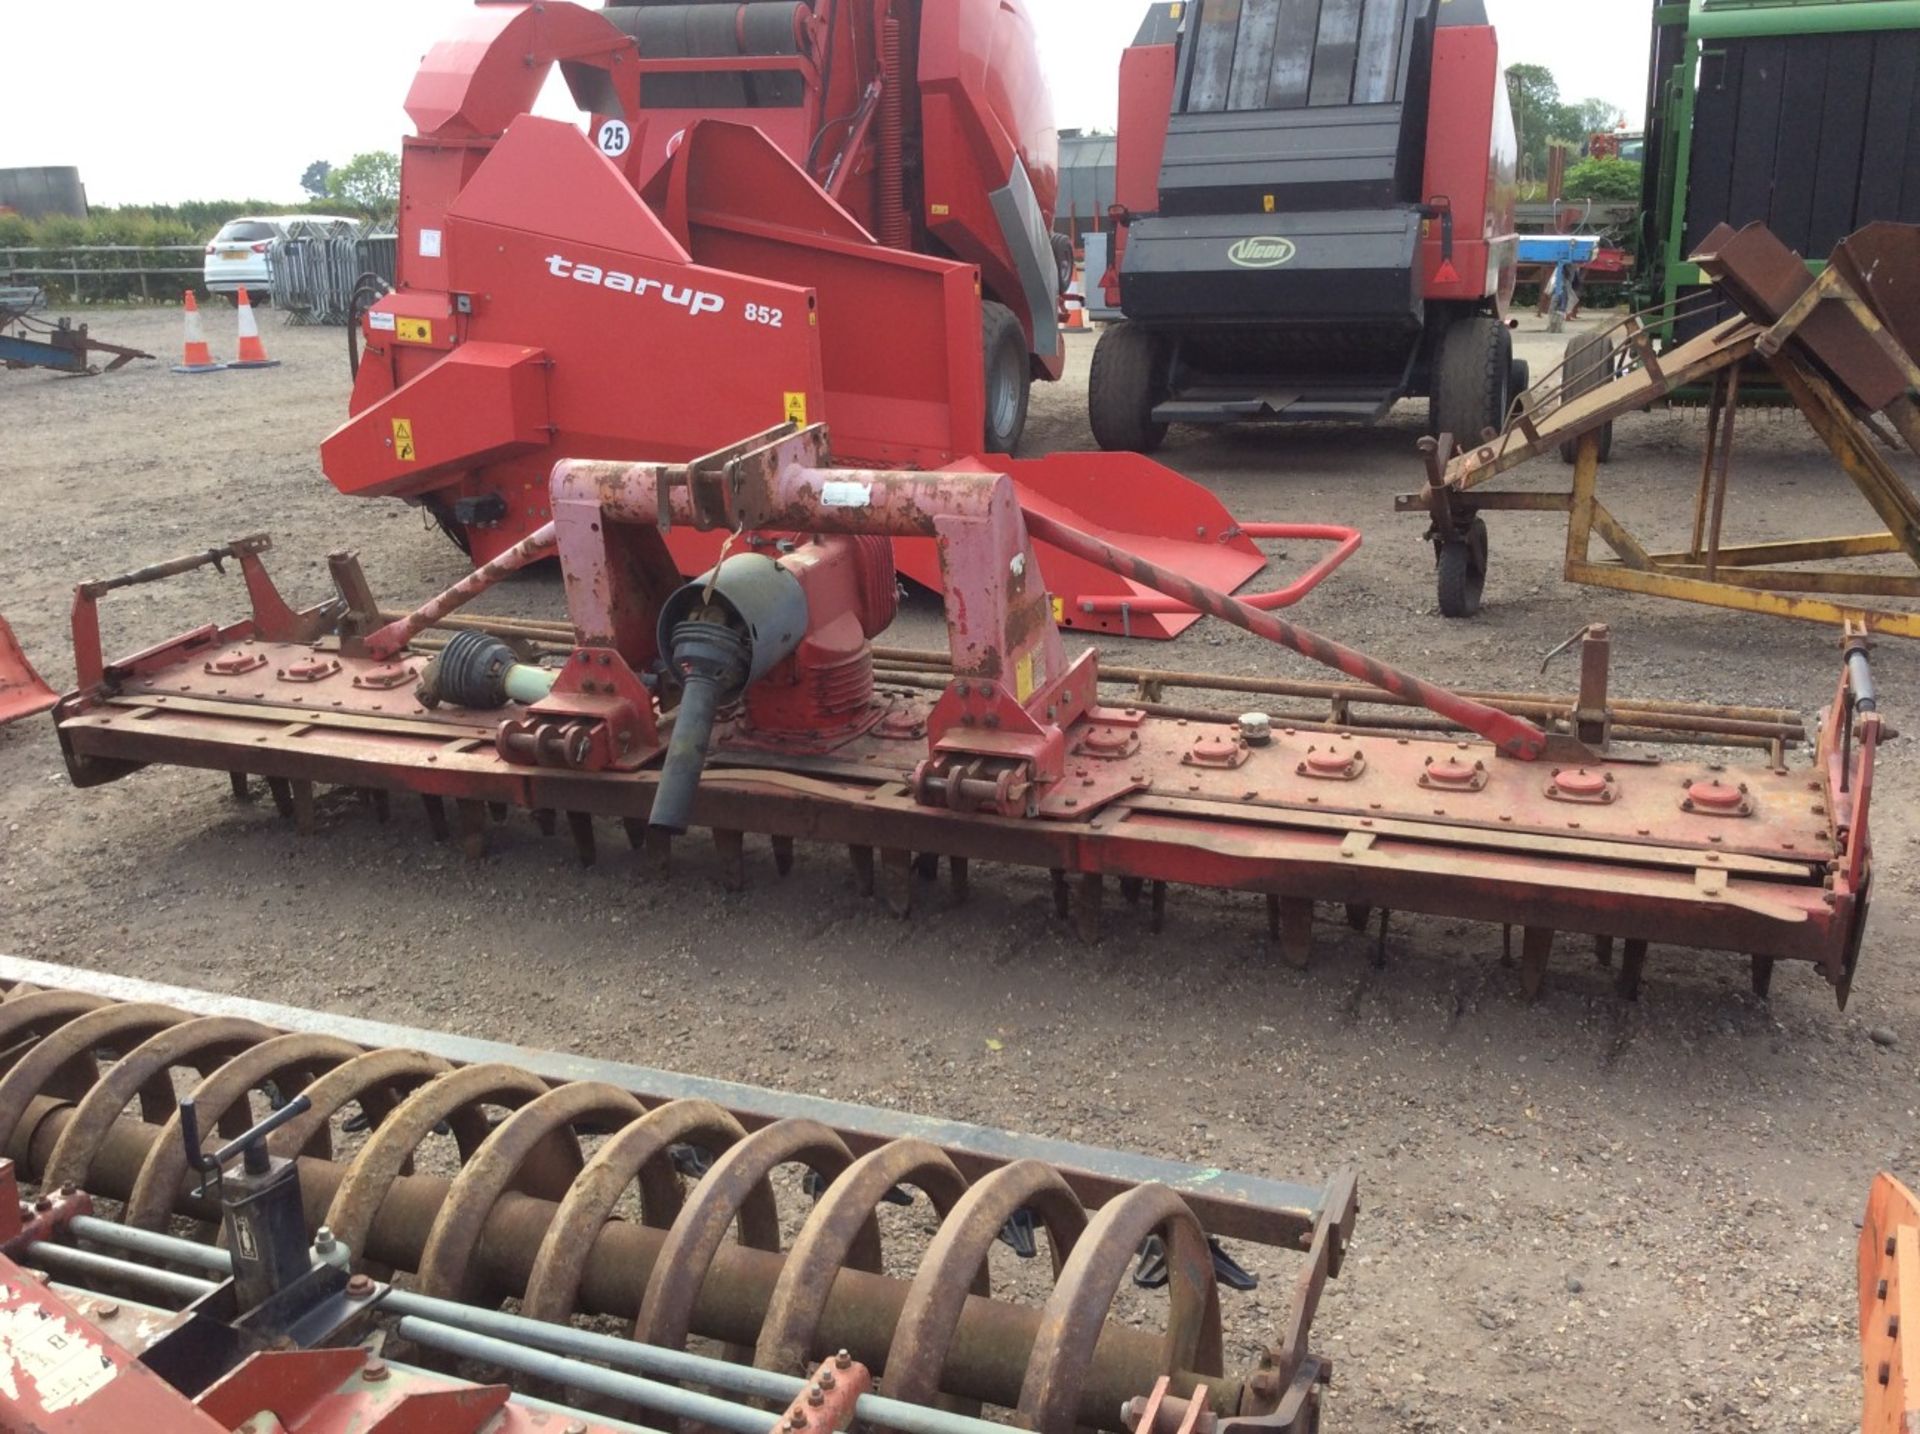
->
xmin=1063 ymin=266 xmax=1089 ymax=331
xmin=228 ymin=287 xmax=279 ymax=369
xmin=171 ymin=290 xmax=224 ymax=374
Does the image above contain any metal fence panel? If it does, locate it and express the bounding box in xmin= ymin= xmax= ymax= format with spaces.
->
xmin=269 ymin=223 xmax=397 ymax=325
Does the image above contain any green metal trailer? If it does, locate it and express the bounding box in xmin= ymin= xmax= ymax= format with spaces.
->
xmin=1638 ymin=0 xmax=1920 ymax=342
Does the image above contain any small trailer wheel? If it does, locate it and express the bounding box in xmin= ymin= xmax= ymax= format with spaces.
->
xmin=1436 ymin=518 xmax=1489 ymax=618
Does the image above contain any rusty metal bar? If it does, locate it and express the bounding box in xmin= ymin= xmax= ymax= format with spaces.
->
xmin=1018 ymin=511 xmax=1555 ymax=759
xmin=866 ymin=667 xmax=1799 ymax=748
xmin=364 ymin=523 xmax=558 ymax=660
xmin=370 ymin=610 xmax=1806 ymax=739
xmin=1703 ymin=364 xmax=1743 ymax=581
xmin=77 ymin=535 xmax=272 ymax=600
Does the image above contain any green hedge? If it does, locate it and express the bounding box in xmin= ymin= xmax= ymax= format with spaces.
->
xmin=0 ymin=200 xmax=383 ymax=303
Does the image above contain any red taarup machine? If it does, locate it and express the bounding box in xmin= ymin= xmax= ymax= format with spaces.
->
xmin=320 ymin=0 xmax=1328 ymax=639
xmin=1092 ymin=0 xmax=1520 ymax=451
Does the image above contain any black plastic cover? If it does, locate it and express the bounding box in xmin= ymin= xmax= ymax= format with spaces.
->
xmin=1120 ymin=207 xmax=1422 ymax=324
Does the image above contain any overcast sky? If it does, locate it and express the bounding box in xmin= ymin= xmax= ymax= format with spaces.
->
xmin=3 ymin=1 xmax=1651 ymax=207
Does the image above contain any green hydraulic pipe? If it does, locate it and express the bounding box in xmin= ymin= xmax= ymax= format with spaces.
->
xmin=1689 ymin=0 xmax=1920 ymax=40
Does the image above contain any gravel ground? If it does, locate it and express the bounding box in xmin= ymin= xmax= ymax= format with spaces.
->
xmin=2 ymin=304 xmax=1917 ymax=1430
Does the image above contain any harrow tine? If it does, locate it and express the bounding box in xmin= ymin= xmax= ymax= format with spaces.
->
xmin=643 ymin=826 xmax=673 ymax=878
xmin=880 ymin=847 xmax=913 ymax=917
xmin=1051 ymin=870 xmax=1070 ymax=920
xmin=622 ymin=818 xmax=646 ymax=850
xmin=1372 ymin=909 xmax=1390 ymax=971
xmin=1076 ymin=874 xmax=1103 ymax=944
xmin=1119 ymin=877 xmax=1144 ymax=907
xmin=913 ymin=852 xmax=940 ymax=880
xmin=488 ymin=802 xmax=510 ymax=824
xmin=227 ymin=772 xmax=253 ymax=803
xmin=1519 ymin=928 xmax=1554 ymax=1001
xmin=715 ymin=828 xmax=746 ymax=892
xmin=1499 ymin=924 xmax=1514 ymax=968
xmin=949 ymin=856 xmax=969 ymax=902
xmin=568 ymin=812 xmax=597 ymax=868
xmin=1617 ymin=940 xmax=1649 ymax=1001
xmin=422 ymin=795 xmax=450 ymax=842
xmin=533 ymin=809 xmax=558 ymax=837
xmin=1595 ymin=935 xmax=1616 ymax=969
xmin=772 ymin=835 xmax=795 ymax=876
xmin=1150 ymin=881 xmax=1167 ymax=933
xmin=1273 ymin=897 xmax=1313 ymax=971
xmin=1345 ymin=903 xmax=1371 ymax=932
xmin=1750 ymin=955 xmax=1776 ymax=1000
xmin=369 ymin=789 xmax=390 ymax=825
xmin=290 ymin=779 xmax=316 ymax=834
xmin=265 ymin=777 xmax=294 ymax=820
xmin=455 ymin=799 xmax=489 ymax=860
xmin=848 ymin=845 xmax=875 ymax=896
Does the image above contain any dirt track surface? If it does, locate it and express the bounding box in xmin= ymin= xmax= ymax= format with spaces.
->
xmin=3 ymin=306 xmax=1917 ymax=1430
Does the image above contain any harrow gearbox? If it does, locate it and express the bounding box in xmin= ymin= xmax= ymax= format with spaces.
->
xmin=52 ymin=426 xmax=1879 ymax=1007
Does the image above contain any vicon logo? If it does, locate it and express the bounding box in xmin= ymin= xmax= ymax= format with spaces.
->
xmin=545 ymin=255 xmax=726 ymax=317
xmin=1227 ymin=236 xmax=1298 ymax=269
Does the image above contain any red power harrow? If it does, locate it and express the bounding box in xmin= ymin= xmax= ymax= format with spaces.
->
xmin=53 ymin=426 xmax=1878 ymax=1006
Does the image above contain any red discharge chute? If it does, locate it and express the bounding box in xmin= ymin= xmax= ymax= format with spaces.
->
xmin=0 ymin=615 xmax=56 ymax=727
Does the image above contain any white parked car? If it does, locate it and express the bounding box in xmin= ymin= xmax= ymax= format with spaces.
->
xmin=202 ymin=215 xmax=358 ymax=298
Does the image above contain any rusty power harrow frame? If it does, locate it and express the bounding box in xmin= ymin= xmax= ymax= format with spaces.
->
xmin=48 ymin=425 xmax=1878 ymax=1007
xmin=0 ymin=959 xmax=1353 ymax=1433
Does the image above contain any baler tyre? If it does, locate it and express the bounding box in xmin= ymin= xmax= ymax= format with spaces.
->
xmin=1436 ymin=518 xmax=1489 ymax=619
xmin=1557 ymin=332 xmax=1617 ymax=465
xmin=1431 ymin=315 xmax=1511 ymax=450
xmin=1052 ymin=232 xmax=1077 ymax=295
xmin=982 ymin=300 xmax=1032 ymax=455
xmin=1088 ymin=321 xmax=1170 ymax=454
xmin=1509 ymin=357 xmax=1530 ymax=402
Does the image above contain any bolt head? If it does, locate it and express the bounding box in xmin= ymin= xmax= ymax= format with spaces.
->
xmin=362 ymin=1358 xmax=389 ymax=1382
xmin=346 ymin=1273 xmax=374 ymax=1298
xmin=834 ymin=1350 xmax=852 ymax=1370
xmin=819 ymin=1370 xmax=836 ymax=1390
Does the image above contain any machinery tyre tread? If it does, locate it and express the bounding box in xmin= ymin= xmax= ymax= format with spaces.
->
xmin=1052 ymin=232 xmax=1076 ymax=296
xmin=1431 ymin=315 xmax=1511 ymax=449
xmin=982 ymin=300 xmax=1032 ymax=455
xmin=1557 ymin=332 xmax=1616 ymax=465
xmin=1088 ymin=321 xmax=1170 ymax=454
xmin=1436 ymin=518 xmax=1488 ymax=619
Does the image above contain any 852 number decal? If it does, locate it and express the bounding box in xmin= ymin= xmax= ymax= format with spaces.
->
xmin=744 ymin=303 xmax=785 ymax=328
